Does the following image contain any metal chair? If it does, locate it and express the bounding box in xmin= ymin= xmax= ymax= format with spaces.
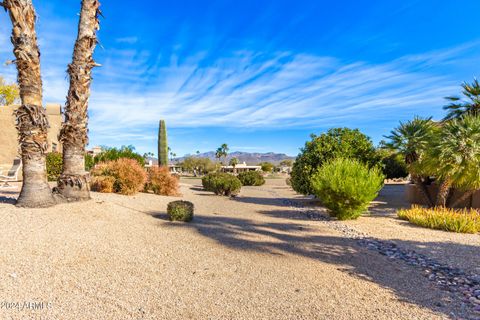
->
xmin=0 ymin=159 xmax=22 ymax=188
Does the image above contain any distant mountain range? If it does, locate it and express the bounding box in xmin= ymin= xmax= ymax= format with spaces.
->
xmin=177 ymin=151 xmax=296 ymax=165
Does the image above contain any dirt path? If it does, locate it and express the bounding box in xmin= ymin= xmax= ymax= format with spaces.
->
xmin=0 ymin=179 xmax=478 ymax=319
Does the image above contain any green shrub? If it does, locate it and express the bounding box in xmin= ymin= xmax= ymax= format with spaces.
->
xmin=85 ymin=153 xmax=95 ymax=171
xmin=46 ymin=152 xmax=63 ymax=181
xmin=167 ymin=200 xmax=194 ymax=222
xmin=381 ymin=153 xmax=408 ymax=179
xmin=202 ymin=172 xmax=242 ymax=196
xmin=398 ymin=206 xmax=480 ymax=234
xmin=291 ymin=128 xmax=381 ymax=195
xmin=311 ymin=158 xmax=384 ymax=220
xmin=46 ymin=152 xmax=100 ymax=181
xmin=94 ymin=145 xmax=145 ymax=166
xmin=238 ymin=171 xmax=265 ymax=186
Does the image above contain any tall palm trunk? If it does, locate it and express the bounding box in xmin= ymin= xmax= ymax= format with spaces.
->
xmin=4 ymin=0 xmax=55 ymax=207
xmin=57 ymin=0 xmax=100 ymax=201
xmin=435 ymin=178 xmax=451 ymax=207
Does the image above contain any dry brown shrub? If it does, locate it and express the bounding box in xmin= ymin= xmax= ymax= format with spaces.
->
xmin=90 ymin=175 xmax=115 ymax=193
xmin=90 ymin=158 xmax=147 ymax=195
xmin=145 ymin=166 xmax=180 ymax=196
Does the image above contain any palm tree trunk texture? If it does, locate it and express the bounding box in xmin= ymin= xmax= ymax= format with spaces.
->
xmin=5 ymin=0 xmax=55 ymax=207
xmin=411 ymin=174 xmax=433 ymax=207
xmin=435 ymin=179 xmax=451 ymax=207
xmin=57 ymin=0 xmax=100 ymax=201
xmin=450 ymin=190 xmax=475 ymax=208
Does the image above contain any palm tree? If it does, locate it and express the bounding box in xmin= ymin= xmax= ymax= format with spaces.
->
xmin=424 ymin=115 xmax=480 ymax=207
xmin=443 ymin=79 xmax=480 ymax=121
xmin=220 ymin=143 xmax=229 ymax=164
xmin=57 ymin=0 xmax=101 ymax=201
xmin=229 ymin=157 xmax=239 ymax=174
xmin=384 ymin=116 xmax=438 ymax=207
xmin=4 ymin=0 xmax=55 ymax=207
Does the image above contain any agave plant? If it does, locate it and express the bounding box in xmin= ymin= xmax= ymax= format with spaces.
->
xmin=443 ymin=79 xmax=480 ymax=121
xmin=384 ymin=116 xmax=438 ymax=207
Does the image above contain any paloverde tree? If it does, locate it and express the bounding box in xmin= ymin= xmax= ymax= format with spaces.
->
xmin=4 ymin=0 xmax=56 ymax=207
xmin=384 ymin=117 xmax=437 ymax=207
xmin=443 ymin=79 xmax=480 ymax=121
xmin=0 ymin=76 xmax=19 ymax=105
xmin=57 ymin=0 xmax=101 ymax=201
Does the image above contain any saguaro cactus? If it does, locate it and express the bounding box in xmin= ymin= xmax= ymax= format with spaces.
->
xmin=158 ymin=120 xmax=168 ymax=166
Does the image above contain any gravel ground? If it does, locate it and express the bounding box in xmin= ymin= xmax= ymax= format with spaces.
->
xmin=0 ymin=179 xmax=478 ymax=319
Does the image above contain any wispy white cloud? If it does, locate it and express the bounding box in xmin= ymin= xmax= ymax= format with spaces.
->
xmin=80 ymin=41 xmax=479 ymax=142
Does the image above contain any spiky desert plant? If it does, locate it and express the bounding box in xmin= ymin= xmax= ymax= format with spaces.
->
xmin=4 ymin=0 xmax=55 ymax=207
xmin=443 ymin=79 xmax=480 ymax=121
xmin=57 ymin=0 xmax=101 ymax=201
xmin=384 ymin=116 xmax=438 ymax=207
xmin=158 ymin=120 xmax=168 ymax=166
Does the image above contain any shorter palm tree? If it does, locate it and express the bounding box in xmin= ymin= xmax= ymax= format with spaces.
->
xmin=443 ymin=79 xmax=480 ymax=121
xmin=384 ymin=116 xmax=438 ymax=207
xmin=229 ymin=157 xmax=239 ymax=174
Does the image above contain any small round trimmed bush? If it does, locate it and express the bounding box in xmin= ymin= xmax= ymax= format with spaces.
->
xmin=90 ymin=175 xmax=115 ymax=193
xmin=311 ymin=158 xmax=384 ymax=220
xmin=144 ymin=166 xmax=180 ymax=196
xmin=167 ymin=200 xmax=194 ymax=222
xmin=202 ymin=172 xmax=242 ymax=196
xmin=238 ymin=171 xmax=265 ymax=186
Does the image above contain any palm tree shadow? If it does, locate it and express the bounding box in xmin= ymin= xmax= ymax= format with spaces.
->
xmin=146 ymin=212 xmax=473 ymax=318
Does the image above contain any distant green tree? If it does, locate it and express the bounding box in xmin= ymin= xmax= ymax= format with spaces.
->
xmin=260 ymin=162 xmax=274 ymax=173
xmin=94 ymin=145 xmax=145 ymax=166
xmin=279 ymin=159 xmax=293 ymax=167
xmin=0 ymin=76 xmax=19 ymax=106
xmin=216 ymin=143 xmax=229 ymax=164
xmin=291 ymin=128 xmax=380 ymax=195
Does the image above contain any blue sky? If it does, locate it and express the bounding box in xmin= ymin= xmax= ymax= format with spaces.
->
xmin=1 ymin=0 xmax=479 ymax=157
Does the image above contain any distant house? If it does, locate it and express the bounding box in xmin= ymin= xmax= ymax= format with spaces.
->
xmin=222 ymin=162 xmax=261 ymax=173
xmin=0 ymin=104 xmax=62 ymax=178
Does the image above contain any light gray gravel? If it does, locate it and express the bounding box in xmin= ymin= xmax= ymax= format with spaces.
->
xmin=0 ymin=179 xmax=476 ymax=319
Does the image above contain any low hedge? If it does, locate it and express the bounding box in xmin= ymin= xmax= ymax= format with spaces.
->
xmin=202 ymin=172 xmax=242 ymax=196
xmin=238 ymin=171 xmax=265 ymax=186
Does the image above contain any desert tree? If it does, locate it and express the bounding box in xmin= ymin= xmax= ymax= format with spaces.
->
xmin=57 ymin=0 xmax=101 ymax=200
xmin=0 ymin=76 xmax=19 ymax=105
xmin=3 ymin=0 xmax=56 ymax=207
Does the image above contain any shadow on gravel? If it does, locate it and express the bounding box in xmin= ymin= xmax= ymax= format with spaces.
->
xmin=160 ymin=214 xmax=474 ymax=319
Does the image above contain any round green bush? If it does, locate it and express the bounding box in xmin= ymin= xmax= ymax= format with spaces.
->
xmin=311 ymin=158 xmax=385 ymax=220
xmin=291 ymin=128 xmax=381 ymax=195
xmin=167 ymin=200 xmax=194 ymax=222
xmin=202 ymin=172 xmax=242 ymax=196
xmin=238 ymin=171 xmax=265 ymax=186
